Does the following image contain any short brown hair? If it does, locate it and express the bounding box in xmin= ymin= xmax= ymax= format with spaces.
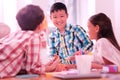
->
xmin=16 ymin=4 xmax=44 ymax=30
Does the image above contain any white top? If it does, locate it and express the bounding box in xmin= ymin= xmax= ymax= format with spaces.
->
xmin=93 ymin=38 xmax=120 ymax=66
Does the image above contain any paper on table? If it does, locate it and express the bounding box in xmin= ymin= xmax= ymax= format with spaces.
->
xmin=16 ymin=74 xmax=39 ymax=78
xmin=52 ymin=69 xmax=101 ymax=79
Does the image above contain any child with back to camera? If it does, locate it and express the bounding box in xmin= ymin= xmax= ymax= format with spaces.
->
xmin=0 ymin=4 xmax=63 ymax=78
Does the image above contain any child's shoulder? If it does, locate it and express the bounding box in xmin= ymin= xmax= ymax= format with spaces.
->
xmin=68 ymin=24 xmax=86 ymax=33
xmin=66 ymin=24 xmax=80 ymax=30
xmin=97 ymin=38 xmax=109 ymax=43
xmin=96 ymin=38 xmax=111 ymax=46
xmin=49 ymin=29 xmax=58 ymax=38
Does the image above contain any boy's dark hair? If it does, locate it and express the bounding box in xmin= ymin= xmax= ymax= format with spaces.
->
xmin=50 ymin=2 xmax=68 ymax=14
xmin=16 ymin=4 xmax=44 ymax=30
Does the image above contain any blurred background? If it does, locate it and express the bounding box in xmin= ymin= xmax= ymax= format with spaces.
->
xmin=0 ymin=0 xmax=120 ymax=45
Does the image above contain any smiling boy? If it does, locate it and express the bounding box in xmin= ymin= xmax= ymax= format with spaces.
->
xmin=49 ymin=2 xmax=93 ymax=64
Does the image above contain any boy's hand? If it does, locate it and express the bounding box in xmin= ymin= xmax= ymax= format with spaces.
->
xmin=69 ymin=50 xmax=82 ymax=61
xmin=55 ymin=64 xmax=68 ymax=72
xmin=46 ymin=54 xmax=59 ymax=66
xmin=45 ymin=55 xmax=60 ymax=72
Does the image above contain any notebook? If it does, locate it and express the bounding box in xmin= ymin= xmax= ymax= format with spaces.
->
xmin=16 ymin=74 xmax=39 ymax=78
xmin=53 ymin=70 xmax=101 ymax=79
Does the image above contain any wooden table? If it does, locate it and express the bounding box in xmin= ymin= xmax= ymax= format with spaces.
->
xmin=2 ymin=70 xmax=120 ymax=80
xmin=0 ymin=74 xmax=109 ymax=80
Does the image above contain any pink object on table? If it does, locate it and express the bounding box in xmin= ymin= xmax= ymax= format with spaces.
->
xmin=0 ymin=23 xmax=10 ymax=39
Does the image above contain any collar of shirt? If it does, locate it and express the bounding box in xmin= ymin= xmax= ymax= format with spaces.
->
xmin=55 ymin=24 xmax=75 ymax=36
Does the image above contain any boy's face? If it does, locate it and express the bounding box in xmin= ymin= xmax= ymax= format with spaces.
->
xmin=50 ymin=10 xmax=68 ymax=31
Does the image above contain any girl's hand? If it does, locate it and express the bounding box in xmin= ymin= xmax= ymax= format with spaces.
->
xmin=91 ymin=62 xmax=103 ymax=69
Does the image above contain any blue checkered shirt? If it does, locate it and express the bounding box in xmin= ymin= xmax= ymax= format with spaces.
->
xmin=49 ymin=24 xmax=93 ymax=64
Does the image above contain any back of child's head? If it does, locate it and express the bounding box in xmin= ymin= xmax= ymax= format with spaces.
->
xmin=16 ymin=4 xmax=44 ymax=31
xmin=50 ymin=2 xmax=68 ymax=14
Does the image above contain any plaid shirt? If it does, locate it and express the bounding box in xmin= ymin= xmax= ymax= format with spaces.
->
xmin=49 ymin=24 xmax=93 ymax=64
xmin=0 ymin=31 xmax=43 ymax=78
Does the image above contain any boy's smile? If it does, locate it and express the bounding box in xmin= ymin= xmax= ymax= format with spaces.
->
xmin=50 ymin=10 xmax=68 ymax=32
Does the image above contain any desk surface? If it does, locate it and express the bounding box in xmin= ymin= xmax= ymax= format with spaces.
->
xmin=1 ymin=75 xmax=108 ymax=80
xmin=1 ymin=71 xmax=120 ymax=80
